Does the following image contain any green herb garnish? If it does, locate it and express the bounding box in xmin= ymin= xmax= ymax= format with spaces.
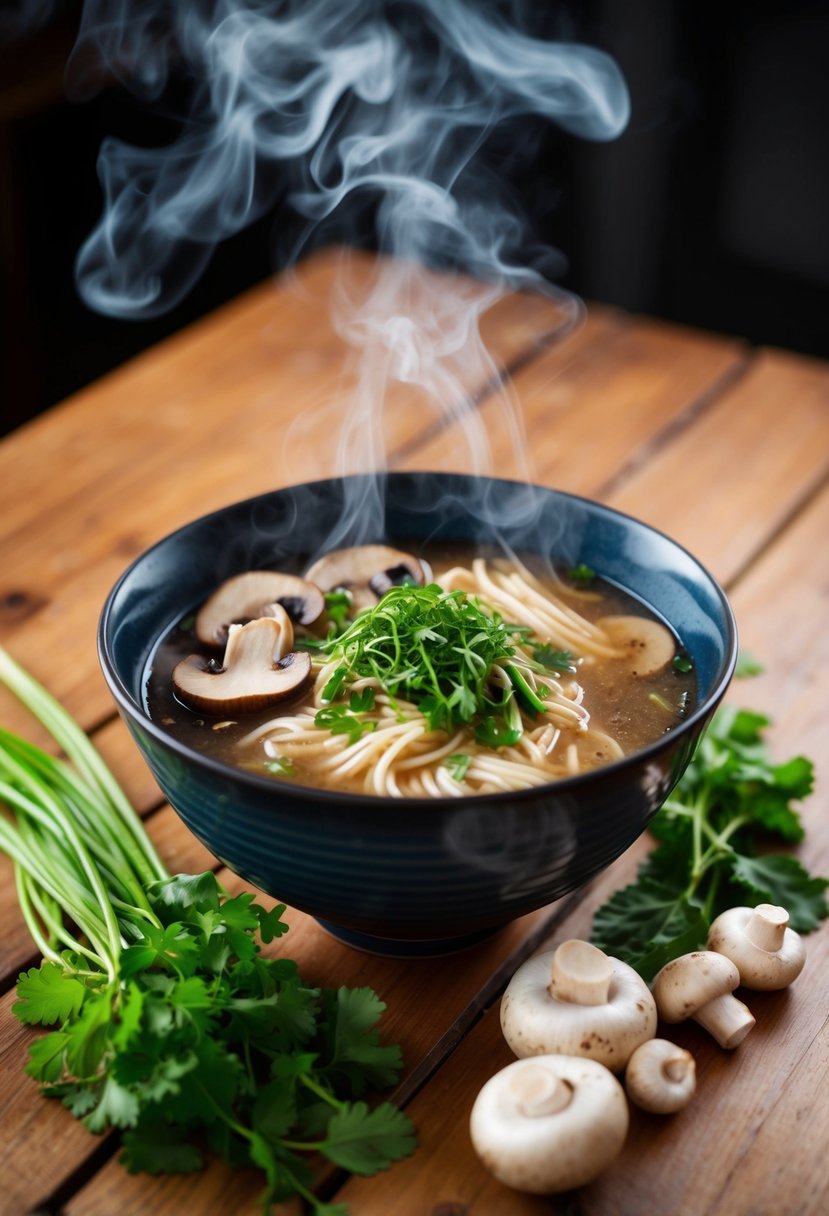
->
xmin=446 ymin=754 xmax=472 ymax=782
xmin=591 ymin=706 xmax=827 ymax=981
xmin=264 ymin=756 xmax=296 ymax=777
xmin=316 ymin=584 xmax=521 ymax=741
xmin=671 ymin=654 xmax=694 ymax=674
xmin=568 ymin=563 xmax=596 ymax=585
xmin=532 ymin=645 xmax=575 ymax=673
xmin=324 ymin=589 xmax=353 ymax=632
xmin=0 ymin=647 xmax=415 ymax=1213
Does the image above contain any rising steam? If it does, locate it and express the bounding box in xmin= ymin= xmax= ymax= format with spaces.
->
xmin=70 ymin=1 xmax=629 ymax=516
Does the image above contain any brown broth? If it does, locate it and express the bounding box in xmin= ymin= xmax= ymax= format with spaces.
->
xmin=145 ymin=545 xmax=696 ymax=791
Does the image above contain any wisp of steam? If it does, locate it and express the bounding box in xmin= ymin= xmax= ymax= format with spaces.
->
xmin=70 ymin=0 xmax=629 ymax=534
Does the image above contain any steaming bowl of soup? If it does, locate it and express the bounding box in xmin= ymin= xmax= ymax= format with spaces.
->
xmin=98 ymin=473 xmax=737 ymax=955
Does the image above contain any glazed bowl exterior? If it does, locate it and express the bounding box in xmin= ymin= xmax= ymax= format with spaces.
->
xmin=98 ymin=473 xmax=737 ymax=954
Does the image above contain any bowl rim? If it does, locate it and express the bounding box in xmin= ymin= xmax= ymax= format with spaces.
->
xmin=98 ymin=472 xmax=739 ymax=810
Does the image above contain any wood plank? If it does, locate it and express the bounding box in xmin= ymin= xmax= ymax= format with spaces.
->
xmin=607 ymin=348 xmax=829 ymax=585
xmin=401 ymin=312 xmax=747 ymax=488
xmin=330 ymin=483 xmax=829 ymax=1214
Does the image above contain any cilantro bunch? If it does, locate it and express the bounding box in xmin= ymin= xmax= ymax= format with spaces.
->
xmin=311 ymin=583 xmax=545 ymax=747
xmin=0 ymin=648 xmax=414 ymax=1214
xmin=591 ymin=707 xmax=828 ymax=981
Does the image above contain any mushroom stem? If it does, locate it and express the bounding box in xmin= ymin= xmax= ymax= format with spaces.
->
xmin=693 ymin=992 xmax=755 ymax=1049
xmin=745 ymin=904 xmax=789 ymax=953
xmin=510 ymin=1064 xmax=573 ymax=1118
xmin=549 ymin=939 xmax=614 ymax=1006
xmin=663 ymin=1055 xmax=693 ymax=1085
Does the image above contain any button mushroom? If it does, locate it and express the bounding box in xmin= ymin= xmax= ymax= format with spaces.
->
xmin=597 ymin=615 xmax=676 ymax=676
xmin=651 ymin=950 xmax=755 ymax=1049
xmin=172 ymin=613 xmax=311 ymax=714
xmin=305 ymin=544 xmax=430 ymax=612
xmin=194 ymin=571 xmax=325 ymax=648
xmin=625 ymin=1038 xmax=696 ymax=1114
xmin=469 ymin=1055 xmax=629 ymax=1193
xmin=707 ymin=904 xmax=806 ymax=990
xmin=500 ymin=939 xmax=657 ymax=1071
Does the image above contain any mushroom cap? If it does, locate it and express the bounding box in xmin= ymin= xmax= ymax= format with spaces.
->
xmin=707 ymin=904 xmax=806 ymax=990
xmin=470 ymin=1055 xmax=628 ymax=1193
xmin=651 ymin=951 xmax=741 ymax=1022
xmin=625 ymin=1038 xmax=696 ymax=1114
xmin=172 ymin=616 xmax=311 ymax=714
xmin=500 ymin=941 xmax=657 ymax=1070
xmin=305 ymin=544 xmax=429 ymax=611
xmin=194 ymin=571 xmax=325 ymax=647
xmin=597 ymin=615 xmax=676 ymax=676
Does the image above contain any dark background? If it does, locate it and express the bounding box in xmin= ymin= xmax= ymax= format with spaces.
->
xmin=2 ymin=0 xmax=828 ymax=436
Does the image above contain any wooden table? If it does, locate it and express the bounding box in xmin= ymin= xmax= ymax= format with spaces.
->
xmin=1 ymin=248 xmax=828 ymax=1215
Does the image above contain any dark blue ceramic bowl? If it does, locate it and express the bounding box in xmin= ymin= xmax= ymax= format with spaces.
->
xmin=99 ymin=473 xmax=737 ymax=955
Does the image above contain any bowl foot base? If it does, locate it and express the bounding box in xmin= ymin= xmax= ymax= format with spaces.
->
xmin=315 ymin=918 xmax=499 ymax=957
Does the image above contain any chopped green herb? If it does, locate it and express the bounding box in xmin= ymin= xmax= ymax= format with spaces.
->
xmin=178 ymin=613 xmax=196 ymax=632
xmin=591 ymin=706 xmax=827 ymax=981
xmin=315 ymin=584 xmax=521 ymax=743
xmin=324 ymin=589 xmax=353 ymax=632
xmin=505 ymin=664 xmax=547 ymax=715
xmin=446 ymin=754 xmax=472 ymax=782
xmin=671 ymin=654 xmax=694 ymax=674
xmin=264 ymin=756 xmax=296 ymax=777
xmin=349 ymin=687 xmax=376 ymax=714
xmin=532 ymin=645 xmax=575 ymax=673
xmin=314 ymin=705 xmax=377 ymax=746
xmin=322 ymin=666 xmax=349 ymax=702
xmin=735 ymin=650 xmax=764 ymax=678
xmin=567 ymin=563 xmax=595 ymax=585
xmin=648 ymin=692 xmax=675 ymax=714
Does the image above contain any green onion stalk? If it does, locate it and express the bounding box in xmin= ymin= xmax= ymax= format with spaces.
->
xmin=0 ymin=646 xmax=169 ymax=985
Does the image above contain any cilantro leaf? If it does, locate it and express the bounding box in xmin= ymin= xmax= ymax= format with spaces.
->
xmin=13 ymin=962 xmax=87 ymax=1026
xmin=120 ymin=1122 xmax=205 ymax=1175
xmin=592 ymin=704 xmax=827 ymax=977
xmin=321 ymin=1101 xmax=417 ymax=1174
xmin=321 ymin=987 xmax=404 ymax=1095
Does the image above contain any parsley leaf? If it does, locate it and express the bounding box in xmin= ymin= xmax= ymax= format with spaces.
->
xmin=13 ymin=962 xmax=87 ymax=1026
xmin=321 ymin=1101 xmax=417 ymax=1174
xmin=591 ymin=705 xmax=827 ymax=977
xmin=446 ymin=753 xmax=471 ymax=782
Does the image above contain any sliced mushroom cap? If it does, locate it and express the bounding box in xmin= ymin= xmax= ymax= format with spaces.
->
xmin=194 ymin=571 xmax=325 ymax=647
xmin=172 ymin=615 xmax=311 ymax=714
xmin=598 ymin=615 xmax=677 ymax=676
xmin=305 ymin=544 xmax=430 ymax=611
xmin=470 ymin=1055 xmax=629 ymax=1193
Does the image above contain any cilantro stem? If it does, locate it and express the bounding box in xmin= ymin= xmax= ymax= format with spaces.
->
xmin=299 ymin=1071 xmax=345 ymax=1110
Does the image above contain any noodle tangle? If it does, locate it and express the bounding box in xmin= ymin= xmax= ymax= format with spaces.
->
xmin=239 ymin=560 xmax=628 ymax=797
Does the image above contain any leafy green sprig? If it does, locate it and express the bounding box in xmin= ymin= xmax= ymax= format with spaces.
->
xmin=310 ymin=583 xmax=546 ymax=748
xmin=0 ymin=647 xmax=415 ymax=1213
xmin=591 ymin=707 xmax=827 ymax=981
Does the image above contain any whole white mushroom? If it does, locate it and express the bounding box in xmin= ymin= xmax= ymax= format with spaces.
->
xmin=501 ymin=939 xmax=657 ymax=1071
xmin=625 ymin=1038 xmax=696 ymax=1114
xmin=707 ymin=904 xmax=806 ymax=990
xmin=469 ymin=1055 xmax=629 ymax=1193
